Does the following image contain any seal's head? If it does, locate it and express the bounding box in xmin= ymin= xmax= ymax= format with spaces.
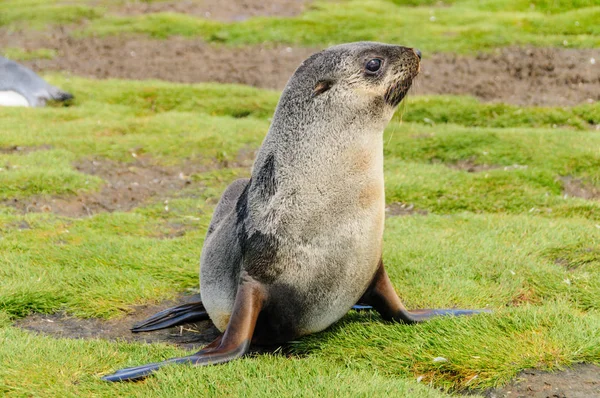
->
xmin=276 ymin=42 xmax=420 ymax=130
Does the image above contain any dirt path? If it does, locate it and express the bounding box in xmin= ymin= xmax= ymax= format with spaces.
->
xmin=1 ymin=30 xmax=598 ymax=106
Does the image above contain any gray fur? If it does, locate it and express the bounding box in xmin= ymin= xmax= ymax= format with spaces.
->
xmin=200 ymin=178 xmax=249 ymax=330
xmin=200 ymin=42 xmax=420 ymax=338
xmin=0 ymin=56 xmax=73 ymax=107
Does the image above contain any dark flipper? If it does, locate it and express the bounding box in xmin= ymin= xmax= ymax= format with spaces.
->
xmin=101 ymin=335 xmax=247 ymax=382
xmin=103 ymin=273 xmax=266 ymax=382
xmin=131 ymin=301 xmax=209 ymax=333
xmin=48 ymin=87 xmax=74 ymax=102
xmin=359 ymin=260 xmax=490 ymax=324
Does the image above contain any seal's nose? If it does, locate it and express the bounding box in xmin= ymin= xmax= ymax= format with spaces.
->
xmin=414 ymin=49 xmax=422 ymax=60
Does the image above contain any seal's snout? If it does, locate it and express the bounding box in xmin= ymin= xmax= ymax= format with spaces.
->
xmin=413 ymin=49 xmax=422 ymax=60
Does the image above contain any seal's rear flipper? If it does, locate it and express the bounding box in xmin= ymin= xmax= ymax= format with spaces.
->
xmin=50 ymin=89 xmax=73 ymax=102
xmin=131 ymin=301 xmax=209 ymax=333
xmin=103 ymin=274 xmax=266 ymax=382
xmin=46 ymin=86 xmax=73 ymax=104
xmin=360 ymin=260 xmax=491 ymax=324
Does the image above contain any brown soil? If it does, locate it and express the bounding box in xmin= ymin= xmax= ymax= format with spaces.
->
xmin=445 ymin=159 xmax=500 ymax=173
xmin=1 ymin=30 xmax=316 ymax=90
xmin=386 ymin=202 xmax=428 ymax=217
xmin=445 ymin=160 xmax=530 ymax=173
xmin=561 ymin=176 xmax=600 ymax=201
xmin=15 ymin=294 xmax=220 ymax=350
xmin=0 ymin=144 xmax=53 ymax=154
xmin=483 ymin=365 xmax=600 ymax=398
xmin=116 ymin=0 xmax=312 ymax=21
xmin=1 ymin=31 xmax=599 ymax=106
xmin=5 ymin=156 xmax=212 ymax=217
xmin=417 ymin=47 xmax=600 ymax=106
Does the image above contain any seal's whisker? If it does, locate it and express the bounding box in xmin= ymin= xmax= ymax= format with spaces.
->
xmin=386 ymin=121 xmax=398 ymax=148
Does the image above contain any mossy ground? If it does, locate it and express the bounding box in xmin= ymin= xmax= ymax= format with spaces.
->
xmin=1 ymin=0 xmax=599 ymax=396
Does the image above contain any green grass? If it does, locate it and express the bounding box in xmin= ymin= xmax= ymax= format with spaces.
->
xmin=80 ymin=0 xmax=600 ymax=51
xmin=1 ymin=74 xmax=600 ymax=395
xmin=0 ymin=149 xmax=103 ymax=200
xmin=400 ymin=96 xmax=600 ymax=130
xmin=0 ymin=0 xmax=102 ymax=30
xmin=2 ymin=47 xmax=57 ymax=61
xmin=2 ymin=0 xmax=600 ymax=52
xmin=2 ymin=0 xmax=600 ymax=392
xmin=0 ymin=326 xmax=451 ymax=397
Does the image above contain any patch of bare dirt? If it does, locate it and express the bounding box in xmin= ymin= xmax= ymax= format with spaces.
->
xmin=445 ymin=159 xmax=500 ymax=173
xmin=551 ymin=247 xmax=600 ymax=271
xmin=483 ymin=365 xmax=600 ymax=398
xmin=15 ymin=294 xmax=220 ymax=350
xmin=386 ymin=202 xmax=428 ymax=217
xmin=15 ymin=294 xmax=278 ymax=354
xmin=439 ymin=159 xmax=530 ymax=173
xmin=5 ymin=156 xmax=212 ymax=217
xmin=561 ymin=176 xmax=600 ymax=201
xmin=116 ymin=0 xmax=312 ymax=21
xmin=2 ymin=29 xmax=599 ymax=106
xmin=0 ymin=145 xmax=53 ymax=154
xmin=0 ymin=30 xmax=316 ymax=90
xmin=417 ymin=47 xmax=600 ymax=106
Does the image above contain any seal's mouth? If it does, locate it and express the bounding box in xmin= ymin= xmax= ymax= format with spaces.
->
xmin=383 ymin=47 xmax=420 ymax=107
xmin=384 ymin=76 xmax=416 ymax=107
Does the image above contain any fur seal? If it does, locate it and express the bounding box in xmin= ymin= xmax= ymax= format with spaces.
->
xmin=102 ymin=42 xmax=487 ymax=382
xmin=0 ymin=56 xmax=73 ymax=107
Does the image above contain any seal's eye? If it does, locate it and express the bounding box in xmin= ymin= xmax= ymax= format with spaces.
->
xmin=365 ymin=58 xmax=382 ymax=73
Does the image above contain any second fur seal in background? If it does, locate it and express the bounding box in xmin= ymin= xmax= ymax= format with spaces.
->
xmin=103 ymin=42 xmax=488 ymax=382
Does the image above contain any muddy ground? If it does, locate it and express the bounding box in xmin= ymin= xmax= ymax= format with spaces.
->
xmin=1 ymin=32 xmax=598 ymax=106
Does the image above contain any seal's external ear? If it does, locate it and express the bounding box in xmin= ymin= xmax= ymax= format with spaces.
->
xmin=312 ymin=79 xmax=334 ymax=97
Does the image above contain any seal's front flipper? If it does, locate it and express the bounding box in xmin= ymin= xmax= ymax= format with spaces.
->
xmin=360 ymin=260 xmax=490 ymax=324
xmin=131 ymin=301 xmax=209 ymax=333
xmin=103 ymin=274 xmax=266 ymax=382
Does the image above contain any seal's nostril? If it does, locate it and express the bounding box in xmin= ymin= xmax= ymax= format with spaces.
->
xmin=414 ymin=49 xmax=422 ymax=60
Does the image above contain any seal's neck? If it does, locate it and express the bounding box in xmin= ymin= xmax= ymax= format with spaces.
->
xmin=260 ymin=91 xmax=391 ymax=166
